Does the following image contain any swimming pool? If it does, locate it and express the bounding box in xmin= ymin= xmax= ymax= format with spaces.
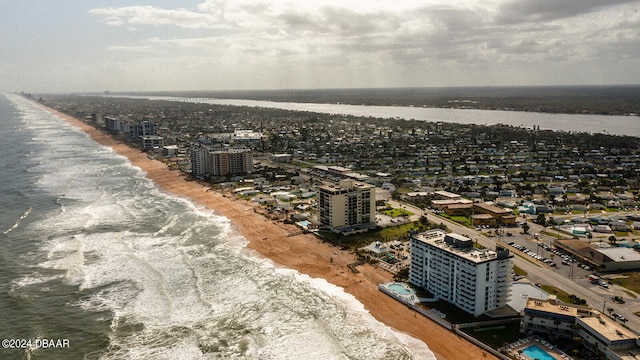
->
xmin=388 ymin=283 xmax=412 ymax=295
xmin=296 ymin=220 xmax=311 ymax=227
xmin=522 ymin=344 xmax=555 ymax=360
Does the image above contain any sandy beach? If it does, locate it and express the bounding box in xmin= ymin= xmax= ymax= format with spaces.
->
xmin=44 ymin=105 xmax=496 ymax=360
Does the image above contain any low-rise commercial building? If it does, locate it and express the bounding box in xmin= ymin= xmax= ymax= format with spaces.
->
xmin=553 ymin=240 xmax=640 ymax=272
xmin=522 ymin=297 xmax=640 ymax=360
xmin=473 ymin=202 xmax=516 ymax=226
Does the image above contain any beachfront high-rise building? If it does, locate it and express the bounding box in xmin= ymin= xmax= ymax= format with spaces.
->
xmin=208 ymin=148 xmax=253 ymax=176
xmin=103 ymin=118 xmax=160 ymax=145
xmin=409 ymin=230 xmax=513 ymax=316
xmin=141 ymin=135 xmax=164 ymax=150
xmin=317 ymin=179 xmax=375 ymax=235
xmin=133 ymin=120 xmax=158 ymax=139
xmin=104 ymin=116 xmax=120 ymax=132
xmin=191 ymin=148 xmax=207 ymax=176
xmin=190 ymin=147 xmax=253 ymax=177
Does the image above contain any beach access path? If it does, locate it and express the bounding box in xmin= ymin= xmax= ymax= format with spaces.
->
xmin=42 ymin=104 xmax=496 ymax=360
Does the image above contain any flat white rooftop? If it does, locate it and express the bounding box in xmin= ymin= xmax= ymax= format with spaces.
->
xmin=412 ymin=230 xmax=504 ymax=264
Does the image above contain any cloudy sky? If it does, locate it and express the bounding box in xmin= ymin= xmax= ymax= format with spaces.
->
xmin=2 ymin=0 xmax=639 ymax=92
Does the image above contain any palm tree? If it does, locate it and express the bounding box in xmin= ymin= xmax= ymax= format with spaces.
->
xmin=572 ymin=336 xmax=583 ymax=357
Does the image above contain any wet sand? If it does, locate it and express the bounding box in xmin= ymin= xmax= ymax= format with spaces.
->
xmin=44 ymin=105 xmax=496 ymax=360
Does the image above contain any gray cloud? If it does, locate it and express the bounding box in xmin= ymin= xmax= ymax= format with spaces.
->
xmin=89 ymin=5 xmax=223 ymax=29
xmin=497 ymin=0 xmax=638 ymax=23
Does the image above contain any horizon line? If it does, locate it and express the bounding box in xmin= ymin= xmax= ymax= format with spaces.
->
xmin=14 ymin=83 xmax=640 ymax=95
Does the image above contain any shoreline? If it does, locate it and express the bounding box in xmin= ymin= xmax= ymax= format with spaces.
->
xmin=42 ymin=104 xmax=496 ymax=360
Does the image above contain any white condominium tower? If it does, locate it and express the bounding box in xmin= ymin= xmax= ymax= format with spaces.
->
xmin=317 ymin=179 xmax=375 ymax=235
xmin=409 ymin=230 xmax=513 ymax=316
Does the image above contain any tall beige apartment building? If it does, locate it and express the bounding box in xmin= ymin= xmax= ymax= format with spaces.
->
xmin=317 ymin=179 xmax=376 ymax=235
xmin=191 ymin=147 xmax=253 ymax=177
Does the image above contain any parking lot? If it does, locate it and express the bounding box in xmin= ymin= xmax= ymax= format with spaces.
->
xmin=499 ymin=230 xmax=594 ymax=281
xmin=508 ymin=241 xmax=558 ymax=267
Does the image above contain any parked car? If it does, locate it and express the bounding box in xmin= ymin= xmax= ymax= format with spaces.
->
xmin=614 ymin=313 xmax=626 ymax=321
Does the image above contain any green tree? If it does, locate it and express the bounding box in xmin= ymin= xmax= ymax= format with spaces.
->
xmin=522 ymin=221 xmax=530 ymax=234
xmin=394 ymin=268 xmax=409 ymax=282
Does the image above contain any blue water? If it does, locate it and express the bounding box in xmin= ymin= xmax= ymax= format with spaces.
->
xmin=388 ymin=283 xmax=413 ymax=296
xmin=522 ymin=344 xmax=555 ymax=360
xmin=0 ymin=94 xmax=435 ymax=359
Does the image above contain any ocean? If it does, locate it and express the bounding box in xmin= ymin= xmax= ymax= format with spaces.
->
xmin=0 ymin=93 xmax=434 ymax=360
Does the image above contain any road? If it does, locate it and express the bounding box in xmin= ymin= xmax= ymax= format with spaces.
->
xmin=387 ymin=200 xmax=640 ymax=333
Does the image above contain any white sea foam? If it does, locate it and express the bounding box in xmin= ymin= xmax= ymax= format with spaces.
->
xmin=1 ymin=207 xmax=32 ymax=235
xmin=9 ymin=273 xmax=61 ymax=293
xmin=36 ymin=235 xmax=87 ymax=286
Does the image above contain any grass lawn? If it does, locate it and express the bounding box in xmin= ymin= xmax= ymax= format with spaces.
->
xmin=540 ymin=285 xmax=573 ymax=303
xmin=315 ymin=217 xmax=445 ymax=250
xmin=381 ymin=208 xmax=414 ymax=217
xmin=380 ymin=223 xmax=416 ymax=239
xmin=514 ymin=265 xmax=528 ymax=277
xmin=614 ymin=231 xmax=631 ymax=237
xmin=449 ymin=215 xmax=470 ymax=224
xmin=463 ymin=322 xmax=522 ymax=349
xmin=441 ymin=214 xmax=471 ymax=226
xmin=542 ymin=230 xmax=565 ymax=239
xmin=317 ymin=222 xmax=422 ymax=249
xmin=396 ymin=187 xmax=414 ymax=194
xmin=614 ymin=272 xmax=640 ymax=295
xmin=291 ymin=160 xmax=316 ymax=168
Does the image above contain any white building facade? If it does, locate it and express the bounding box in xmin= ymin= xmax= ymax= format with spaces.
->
xmin=409 ymin=230 xmax=513 ymax=316
xmin=191 ymin=148 xmax=208 ymax=176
